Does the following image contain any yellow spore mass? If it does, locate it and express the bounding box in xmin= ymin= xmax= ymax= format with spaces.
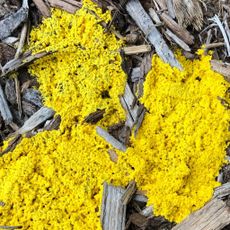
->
xmin=0 ymin=0 xmax=230 ymax=228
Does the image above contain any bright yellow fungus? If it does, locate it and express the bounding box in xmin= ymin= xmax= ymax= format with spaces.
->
xmin=0 ymin=0 xmax=230 ymax=229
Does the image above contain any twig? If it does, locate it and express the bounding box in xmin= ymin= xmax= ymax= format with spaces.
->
xmin=204 ymin=42 xmax=225 ymax=50
xmin=165 ymin=29 xmax=191 ymax=51
xmin=0 ymin=226 xmax=22 ymax=229
xmin=122 ymin=45 xmax=151 ymax=55
xmin=1 ymin=51 xmax=52 ymax=77
xmin=0 ymin=0 xmax=29 ymax=40
xmin=210 ymin=15 xmax=230 ymax=56
xmin=14 ymin=76 xmax=22 ymax=118
xmin=15 ymin=23 xmax=28 ymax=59
xmin=160 ymin=12 xmax=194 ymax=45
xmin=126 ymin=0 xmax=182 ymax=70
xmin=96 ymin=126 xmax=127 ymax=152
xmin=0 ymin=84 xmax=13 ymax=125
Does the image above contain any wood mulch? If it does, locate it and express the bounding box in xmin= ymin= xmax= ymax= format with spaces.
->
xmin=1 ymin=0 xmax=230 ymax=229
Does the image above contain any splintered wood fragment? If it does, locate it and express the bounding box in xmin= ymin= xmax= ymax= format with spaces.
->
xmin=0 ymin=0 xmax=28 ymax=40
xmin=126 ymin=0 xmax=182 ymax=70
xmin=96 ymin=127 xmax=127 ymax=152
xmin=160 ymin=12 xmax=194 ymax=45
xmin=214 ymin=182 xmax=230 ymax=199
xmin=62 ymin=0 xmax=82 ymax=7
xmin=48 ymin=0 xmax=79 ymax=14
xmin=1 ymin=51 xmax=51 ymax=77
xmin=32 ymin=0 xmax=51 ymax=17
xmin=210 ymin=60 xmax=230 ymax=81
xmin=101 ymin=182 xmax=126 ymax=230
xmin=0 ymin=84 xmax=13 ymax=124
xmin=204 ymin=42 xmax=225 ymax=50
xmin=211 ymin=15 xmax=230 ymax=56
xmin=84 ymin=109 xmax=105 ymax=124
xmin=120 ymin=84 xmax=139 ymax=129
xmin=149 ymin=8 xmax=161 ymax=25
xmin=166 ymin=0 xmax=175 ymax=19
xmin=122 ymin=45 xmax=151 ymax=55
xmin=172 ymin=198 xmax=230 ymax=230
xmin=0 ymin=226 xmax=22 ymax=229
xmin=15 ymin=107 xmax=55 ymax=135
xmin=121 ymin=180 xmax=136 ymax=205
xmin=0 ymin=135 xmax=22 ymax=156
xmin=134 ymin=107 xmax=146 ymax=137
xmin=165 ymin=29 xmax=191 ymax=51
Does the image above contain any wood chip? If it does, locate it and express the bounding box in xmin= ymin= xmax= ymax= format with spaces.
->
xmin=166 ymin=0 xmax=175 ymax=19
xmin=0 ymin=226 xmax=22 ymax=229
xmin=48 ymin=0 xmax=79 ymax=14
xmin=101 ymin=182 xmax=126 ymax=230
xmin=122 ymin=45 xmax=151 ymax=55
xmin=172 ymin=198 xmax=230 ymax=230
xmin=121 ymin=180 xmax=136 ymax=205
xmin=1 ymin=51 xmax=51 ymax=77
xmin=15 ymin=107 xmax=55 ymax=135
xmin=140 ymin=206 xmax=153 ymax=217
xmin=107 ymin=149 xmax=118 ymax=163
xmin=0 ymin=84 xmax=13 ymax=125
xmin=32 ymin=0 xmax=51 ymax=17
xmin=214 ymin=182 xmax=230 ymax=199
xmin=126 ymin=0 xmax=182 ymax=70
xmin=160 ymin=12 xmax=194 ymax=45
xmin=210 ymin=60 xmax=230 ymax=81
xmin=84 ymin=109 xmax=105 ymax=124
xmin=165 ymin=29 xmax=191 ymax=51
xmin=0 ymin=134 xmax=22 ymax=156
xmin=149 ymin=8 xmax=162 ymax=25
xmin=96 ymin=126 xmax=127 ymax=152
xmin=0 ymin=0 xmax=28 ymax=41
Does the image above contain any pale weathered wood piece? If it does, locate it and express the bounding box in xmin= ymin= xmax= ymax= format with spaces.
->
xmin=101 ymin=183 xmax=126 ymax=230
xmin=214 ymin=182 xmax=230 ymax=199
xmin=0 ymin=84 xmax=13 ymax=124
xmin=165 ymin=29 xmax=191 ymax=51
xmin=126 ymin=0 xmax=182 ymax=70
xmin=32 ymin=0 xmax=51 ymax=17
xmin=123 ymin=45 xmax=151 ymax=55
xmin=211 ymin=60 xmax=230 ymax=81
xmin=172 ymin=198 xmax=230 ymax=230
xmin=121 ymin=180 xmax=136 ymax=205
xmin=0 ymin=0 xmax=28 ymax=41
xmin=96 ymin=126 xmax=127 ymax=152
xmin=160 ymin=12 xmax=194 ymax=45
xmin=16 ymin=107 xmax=55 ymax=135
xmin=48 ymin=0 xmax=78 ymax=14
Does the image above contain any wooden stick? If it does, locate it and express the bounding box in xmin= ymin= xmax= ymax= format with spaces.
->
xmin=0 ymin=84 xmax=13 ymax=125
xmin=101 ymin=183 xmax=126 ymax=230
xmin=15 ymin=107 xmax=55 ymax=135
xmin=122 ymin=45 xmax=151 ymax=55
xmin=32 ymin=0 xmax=51 ymax=17
xmin=172 ymin=198 xmax=230 ymax=230
xmin=126 ymin=0 xmax=182 ymax=70
xmin=165 ymin=29 xmax=191 ymax=51
xmin=160 ymin=12 xmax=194 ymax=45
xmin=96 ymin=126 xmax=127 ymax=152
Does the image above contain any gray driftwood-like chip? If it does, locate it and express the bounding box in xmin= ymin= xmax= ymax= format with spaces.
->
xmin=172 ymin=198 xmax=230 ymax=230
xmin=15 ymin=107 xmax=55 ymax=135
xmin=126 ymin=0 xmax=182 ymax=70
xmin=0 ymin=84 xmax=13 ymax=124
xmin=0 ymin=0 xmax=28 ymax=41
xmin=101 ymin=182 xmax=126 ymax=230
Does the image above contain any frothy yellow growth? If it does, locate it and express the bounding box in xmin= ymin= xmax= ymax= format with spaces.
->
xmin=0 ymin=1 xmax=230 ymax=228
